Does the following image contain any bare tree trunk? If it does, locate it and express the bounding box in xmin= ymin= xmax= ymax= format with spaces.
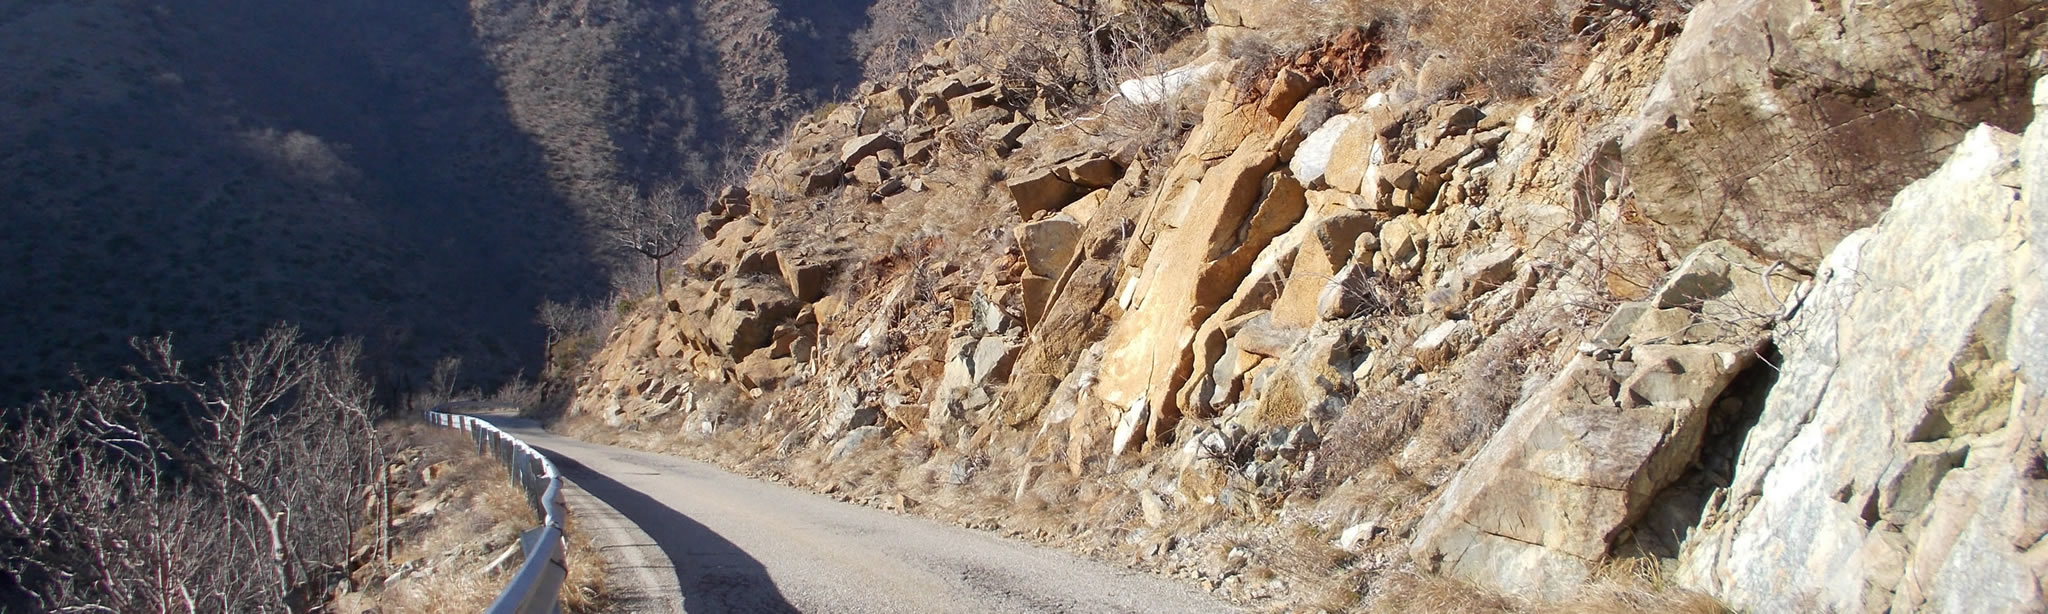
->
xmin=654 ymin=256 xmax=666 ymax=302
xmin=246 ymin=494 xmax=296 ymax=610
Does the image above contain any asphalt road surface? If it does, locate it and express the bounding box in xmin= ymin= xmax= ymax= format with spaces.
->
xmin=481 ymin=416 xmax=1240 ymax=614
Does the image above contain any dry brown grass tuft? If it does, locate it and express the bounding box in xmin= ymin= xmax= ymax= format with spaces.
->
xmin=1364 ymin=561 xmax=1728 ymax=614
xmin=1430 ymin=315 xmax=1550 ymax=453
xmin=1368 ymin=572 xmax=1524 ymax=613
xmin=1244 ymin=0 xmax=1594 ymax=99
xmin=1546 ymin=558 xmax=1728 ymax=614
xmin=559 ymin=509 xmax=611 ymax=614
xmin=1314 ymin=393 xmax=1429 ymax=491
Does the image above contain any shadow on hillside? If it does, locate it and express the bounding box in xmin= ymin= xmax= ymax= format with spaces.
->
xmin=0 ymin=0 xmax=610 ymax=403
xmin=543 ymin=451 xmax=801 ymax=614
xmin=767 ymin=0 xmax=874 ymax=98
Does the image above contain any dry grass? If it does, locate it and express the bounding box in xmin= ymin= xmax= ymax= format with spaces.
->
xmin=1315 ymin=393 xmax=1430 ymax=491
xmin=1551 ymin=558 xmax=1727 ymax=614
xmin=1429 ymin=313 xmax=1550 ymax=452
xmin=333 ymin=424 xmax=606 ymax=614
xmin=559 ymin=510 xmax=611 ymax=614
xmin=1366 ymin=560 xmax=1727 ymax=614
xmin=1237 ymin=0 xmax=1595 ymax=100
xmin=964 ymin=0 xmax=1202 ymax=109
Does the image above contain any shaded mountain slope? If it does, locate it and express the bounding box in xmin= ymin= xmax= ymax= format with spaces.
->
xmin=0 ymin=0 xmax=899 ymax=402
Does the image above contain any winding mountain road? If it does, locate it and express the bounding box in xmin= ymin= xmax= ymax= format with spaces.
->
xmin=478 ymin=415 xmax=1239 ymax=614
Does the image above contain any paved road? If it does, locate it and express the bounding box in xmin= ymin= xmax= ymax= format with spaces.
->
xmin=481 ymin=416 xmax=1239 ymax=614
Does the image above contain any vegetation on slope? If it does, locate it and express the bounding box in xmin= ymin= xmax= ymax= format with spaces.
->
xmin=0 ymin=0 xmax=979 ymax=405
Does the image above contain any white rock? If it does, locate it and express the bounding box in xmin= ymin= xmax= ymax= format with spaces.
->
xmin=1676 ymin=117 xmax=2046 ymax=612
xmin=1119 ymin=61 xmax=1223 ymax=105
xmin=1290 ymin=114 xmax=1360 ymax=188
xmin=1337 ymin=523 xmax=1380 ymax=550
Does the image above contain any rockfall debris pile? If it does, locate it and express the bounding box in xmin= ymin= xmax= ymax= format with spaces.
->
xmin=562 ymin=0 xmax=2048 ymax=610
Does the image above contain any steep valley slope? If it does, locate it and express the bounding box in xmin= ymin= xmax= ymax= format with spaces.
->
xmin=0 ymin=0 xmax=949 ymax=403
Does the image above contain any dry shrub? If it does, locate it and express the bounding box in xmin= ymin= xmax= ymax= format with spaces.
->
xmin=1251 ymin=0 xmax=1587 ymax=99
xmin=1431 ymin=316 xmax=1548 ymax=453
xmin=864 ymin=158 xmax=1013 ymax=267
xmin=852 ymin=0 xmax=992 ymax=81
xmin=965 ymin=0 xmax=1102 ymax=105
xmin=1365 ymin=557 xmax=1726 ymax=613
xmin=964 ymin=0 xmax=1202 ymax=110
xmin=1245 ymin=523 xmax=1364 ymax=607
xmin=559 ymin=518 xmax=610 ymax=614
xmin=1374 ymin=562 xmax=1727 ymax=612
xmin=1082 ymin=5 xmax=1205 ymax=169
xmin=1313 ymin=393 xmax=1428 ymax=492
xmin=1548 ymin=558 xmax=1727 ymax=614
xmin=1368 ymin=572 xmax=1523 ymax=613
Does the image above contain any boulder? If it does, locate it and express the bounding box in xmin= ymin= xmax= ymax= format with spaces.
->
xmin=1005 ymin=169 xmax=1084 ymax=219
xmin=911 ymin=93 xmax=948 ymax=121
xmin=850 ymin=157 xmax=888 ymax=185
xmin=1420 ymin=103 xmax=1482 ymax=146
xmin=1241 ymin=328 xmax=1357 ymax=428
xmin=712 ymin=185 xmax=750 ymax=212
xmin=1290 ymin=114 xmax=1359 ymax=188
xmin=800 ymin=160 xmax=843 ymax=196
xmin=1408 ymin=344 xmax=1737 ymax=598
xmin=1230 ymin=312 xmax=1299 ymax=360
xmin=903 ymin=139 xmax=938 ymax=164
xmin=1272 ymin=213 xmax=1377 ymax=327
xmin=1016 ymin=214 xmax=1083 ymax=279
xmin=865 ymin=86 xmax=913 ymax=119
xmin=733 ymin=352 xmax=795 ymax=392
xmin=1409 ymin=319 xmax=1478 ymax=370
xmin=924 ymin=335 xmax=1024 ymax=440
xmin=1316 ymin=261 xmax=1374 ymax=321
xmin=777 ymin=255 xmax=832 ymax=303
xmin=698 ymin=213 xmax=736 ymax=241
xmin=733 ymin=247 xmax=781 ymax=277
xmin=1119 ymin=61 xmax=1224 ymax=105
xmin=1061 ymin=189 xmax=1109 ymax=226
xmin=1263 ymin=68 xmax=1317 ymax=118
xmin=829 ymin=426 xmax=890 ymax=462
xmin=840 ymin=133 xmax=900 ymax=167
xmin=1427 ymin=247 xmax=1520 ymax=313
xmin=1618 ymin=344 xmax=1748 ymax=410
xmin=1620 ymin=0 xmax=2044 ymax=266
xmin=947 ymin=86 xmax=1000 ymax=119
xmin=1375 ymin=216 xmax=1427 ymax=279
xmin=1408 ymin=239 xmax=1800 ymax=597
xmin=700 ymin=280 xmax=802 ymax=361
xmin=1677 ymin=120 xmax=2048 ymax=613
xmin=1649 ymin=239 xmax=1804 ymax=326
xmin=916 ymin=75 xmax=970 ymax=100
xmin=823 ymin=388 xmax=882 ymax=439
xmin=1324 ymin=106 xmax=1405 ymax=193
xmin=1055 ymin=155 xmax=1123 ymax=189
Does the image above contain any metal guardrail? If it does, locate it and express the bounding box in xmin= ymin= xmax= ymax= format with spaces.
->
xmin=426 ymin=406 xmax=568 ymax=614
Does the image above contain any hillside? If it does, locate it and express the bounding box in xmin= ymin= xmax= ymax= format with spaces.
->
xmin=560 ymin=0 xmax=2048 ymax=610
xmin=0 ymin=0 xmax=953 ymax=403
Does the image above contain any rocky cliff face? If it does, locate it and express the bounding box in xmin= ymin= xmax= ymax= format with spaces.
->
xmin=566 ymin=0 xmax=2047 ymax=608
xmin=1674 ymin=91 xmax=2048 ymax=613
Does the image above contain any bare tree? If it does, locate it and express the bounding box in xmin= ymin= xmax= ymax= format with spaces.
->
xmin=536 ymin=299 xmax=612 ymax=347
xmin=415 ymin=355 xmax=463 ymax=411
xmin=1 ymin=325 xmax=388 ymax=613
xmin=598 ymin=182 xmax=702 ymax=299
